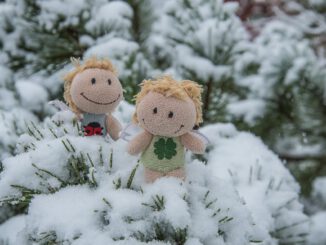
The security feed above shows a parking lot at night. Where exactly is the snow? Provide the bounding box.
[28,186,103,240]
[0,65,13,87]
[149,0,256,125]
[308,212,326,245]
[311,177,326,211]
[0,67,44,160]
[37,66,70,95]
[257,20,304,43]
[15,80,48,112]
[227,99,265,125]
[0,108,38,160]
[202,124,309,244]
[259,41,316,86]
[84,37,141,80]
[37,0,92,30]
[275,138,323,158]
[232,17,325,135]
[85,1,132,37]
[0,215,26,244]
[0,0,324,243]
[0,88,17,109]
[20,161,256,244]
[0,103,309,244]
[0,2,14,15]
[38,0,87,17]
[152,0,249,83]
[309,0,326,7]
[275,2,326,36]
[85,38,139,62]
[176,46,232,82]
[313,177,326,204]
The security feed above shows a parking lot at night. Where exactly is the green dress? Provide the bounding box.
[140,136,185,173]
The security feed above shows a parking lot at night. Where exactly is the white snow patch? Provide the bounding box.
[15,80,48,111]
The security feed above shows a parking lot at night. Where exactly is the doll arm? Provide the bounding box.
[127,130,153,155]
[106,114,122,141]
[180,132,206,154]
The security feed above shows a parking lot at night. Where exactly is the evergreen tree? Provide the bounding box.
[0,0,154,156]
[0,107,308,244]
[277,0,326,55]
[307,176,326,244]
[0,65,45,160]
[0,0,153,103]
[232,10,326,196]
[0,0,325,244]
[150,0,250,122]
[0,0,153,225]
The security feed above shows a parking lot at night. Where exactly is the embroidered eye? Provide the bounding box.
[91,78,96,85]
[168,111,174,118]
[153,107,158,114]
[108,79,112,85]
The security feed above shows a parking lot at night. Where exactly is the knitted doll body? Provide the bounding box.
[63,57,123,140]
[141,136,185,173]
[82,113,107,136]
[127,76,206,182]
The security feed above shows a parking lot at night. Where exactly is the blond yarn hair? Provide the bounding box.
[133,76,203,125]
[63,57,117,115]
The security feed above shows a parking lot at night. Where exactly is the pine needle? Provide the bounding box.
[103,198,113,209]
[32,163,67,185]
[86,153,95,167]
[126,164,139,189]
[99,146,104,166]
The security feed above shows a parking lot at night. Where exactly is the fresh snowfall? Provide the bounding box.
[0,0,326,245]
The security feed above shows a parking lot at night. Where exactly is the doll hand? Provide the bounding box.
[180,132,206,154]
[106,115,122,141]
[127,130,153,155]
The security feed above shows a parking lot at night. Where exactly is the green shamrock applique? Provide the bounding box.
[154,138,177,160]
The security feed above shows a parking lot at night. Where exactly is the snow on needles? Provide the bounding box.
[0,103,308,244]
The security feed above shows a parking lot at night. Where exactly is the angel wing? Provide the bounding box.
[120,123,143,142]
[192,130,211,146]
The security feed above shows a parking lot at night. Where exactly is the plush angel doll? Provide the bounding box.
[127,76,206,182]
[63,57,123,140]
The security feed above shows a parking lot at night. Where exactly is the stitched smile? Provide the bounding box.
[174,124,184,134]
[80,93,120,105]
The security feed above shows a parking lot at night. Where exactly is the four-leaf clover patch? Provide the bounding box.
[154,138,177,160]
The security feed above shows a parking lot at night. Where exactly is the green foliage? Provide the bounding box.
[153,0,249,123]
[142,195,165,211]
[29,230,81,245]
[2,0,90,73]
[126,163,139,189]
[288,160,326,196]
[119,52,152,103]
[112,162,140,190]
[0,119,103,212]
[0,2,325,242]
[127,0,154,44]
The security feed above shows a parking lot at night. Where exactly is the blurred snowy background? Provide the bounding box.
[0,0,325,244]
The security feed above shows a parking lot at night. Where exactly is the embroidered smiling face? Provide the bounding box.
[133,76,203,138]
[70,68,122,114]
[64,57,123,115]
[137,92,196,137]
